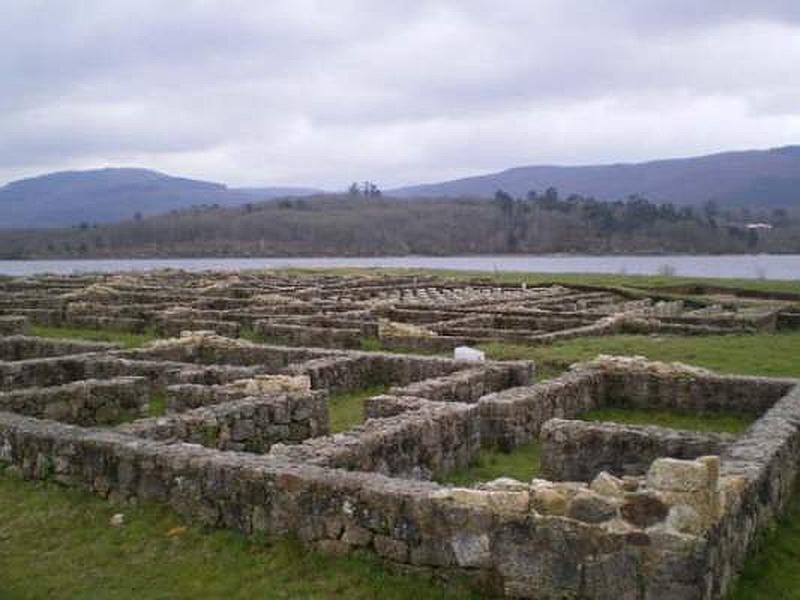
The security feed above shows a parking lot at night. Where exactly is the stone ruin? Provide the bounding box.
[0,271,799,598]
[0,271,793,355]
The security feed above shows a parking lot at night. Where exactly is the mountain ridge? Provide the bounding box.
[388,145,800,208]
[2,145,799,228]
[0,168,321,228]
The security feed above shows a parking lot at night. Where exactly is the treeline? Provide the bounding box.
[0,192,797,259]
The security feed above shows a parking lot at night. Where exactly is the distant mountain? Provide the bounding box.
[389,146,800,208]
[0,168,321,228]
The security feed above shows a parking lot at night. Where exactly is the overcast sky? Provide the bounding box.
[2,1,800,189]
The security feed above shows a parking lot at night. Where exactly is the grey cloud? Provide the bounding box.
[1,1,799,188]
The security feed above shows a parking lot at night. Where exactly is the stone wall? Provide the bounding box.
[594,358,795,415]
[0,354,264,391]
[477,370,604,450]
[286,352,478,393]
[121,334,331,370]
[154,318,241,338]
[0,316,28,336]
[116,390,328,453]
[64,315,151,333]
[270,401,481,481]
[0,408,727,598]
[389,363,533,404]
[254,321,363,349]
[540,418,735,481]
[0,377,149,426]
[706,384,800,597]
[0,335,116,361]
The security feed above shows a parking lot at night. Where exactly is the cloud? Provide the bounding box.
[1,0,799,188]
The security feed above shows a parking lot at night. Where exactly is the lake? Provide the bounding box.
[0,255,798,279]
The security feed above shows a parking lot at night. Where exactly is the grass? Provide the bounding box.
[238,325,266,344]
[328,385,389,434]
[277,267,800,297]
[359,337,383,352]
[0,470,477,600]
[438,441,542,486]
[732,488,800,600]
[480,331,800,378]
[148,390,167,418]
[9,270,800,598]
[579,407,754,434]
[29,324,160,349]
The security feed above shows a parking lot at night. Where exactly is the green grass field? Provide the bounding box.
[328,385,390,433]
[480,331,800,378]
[29,324,159,349]
[3,271,800,598]
[578,407,754,434]
[0,469,477,600]
[439,441,542,486]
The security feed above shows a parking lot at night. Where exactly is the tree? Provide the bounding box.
[703,199,718,222]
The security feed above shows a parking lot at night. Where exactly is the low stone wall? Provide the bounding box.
[540,418,735,481]
[255,321,363,349]
[164,383,236,413]
[477,370,604,450]
[0,409,728,598]
[155,318,241,338]
[287,352,474,393]
[0,308,62,326]
[271,401,481,480]
[0,316,28,336]
[389,363,533,404]
[122,334,332,370]
[378,334,466,354]
[363,394,428,420]
[706,384,800,597]
[595,360,795,415]
[0,377,149,426]
[778,311,800,330]
[0,335,116,361]
[0,354,265,391]
[2,322,799,597]
[116,390,328,453]
[64,315,150,333]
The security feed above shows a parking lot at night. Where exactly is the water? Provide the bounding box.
[0,255,797,280]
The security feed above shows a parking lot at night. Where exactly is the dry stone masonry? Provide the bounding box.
[0,271,799,598]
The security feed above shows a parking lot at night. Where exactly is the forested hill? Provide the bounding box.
[389,145,800,208]
[1,193,797,259]
[0,168,320,228]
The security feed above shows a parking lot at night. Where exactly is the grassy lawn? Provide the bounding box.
[439,441,542,487]
[579,407,754,434]
[278,267,800,297]
[7,271,800,598]
[0,470,477,600]
[480,331,800,378]
[328,385,389,433]
[29,324,160,349]
[148,390,168,417]
[732,489,800,600]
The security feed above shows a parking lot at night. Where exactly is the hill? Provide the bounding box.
[1,194,797,259]
[389,146,800,208]
[0,168,320,228]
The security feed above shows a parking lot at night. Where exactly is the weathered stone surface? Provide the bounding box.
[566,490,618,523]
[541,418,735,482]
[620,492,670,528]
[0,270,798,599]
[590,471,626,499]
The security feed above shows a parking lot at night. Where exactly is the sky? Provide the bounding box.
[2,1,800,189]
